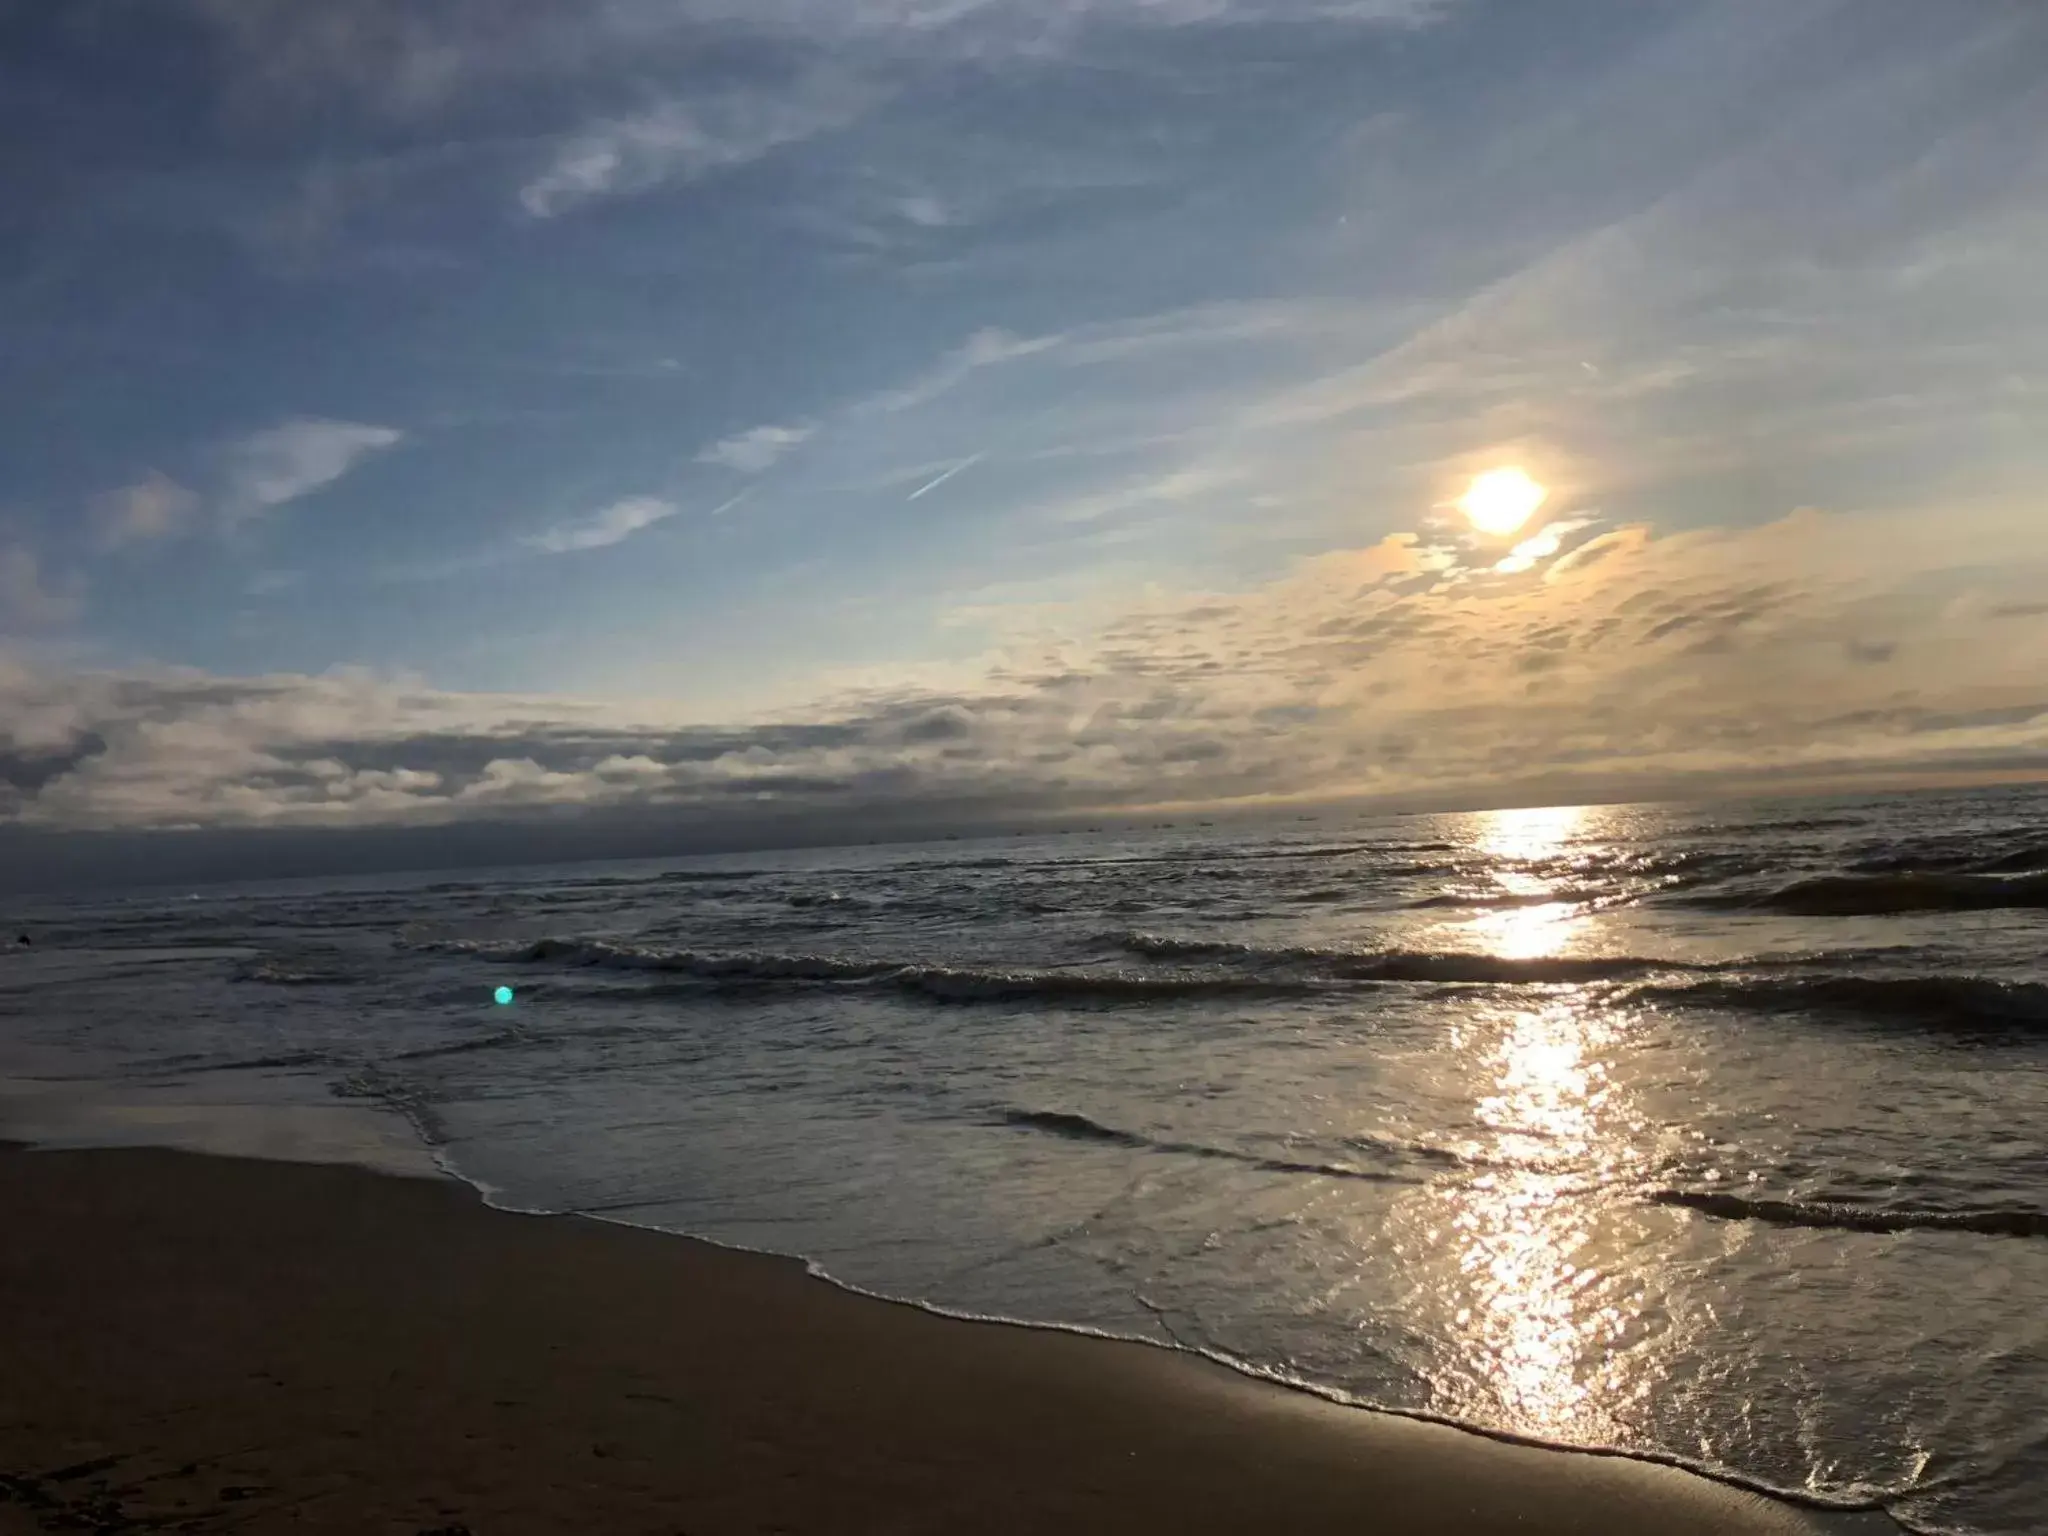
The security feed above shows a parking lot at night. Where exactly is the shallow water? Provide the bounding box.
[6,787,2048,1533]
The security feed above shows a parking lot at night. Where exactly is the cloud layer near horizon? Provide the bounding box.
[8,503,2046,836]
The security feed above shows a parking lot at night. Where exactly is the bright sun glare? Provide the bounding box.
[1460,467,1548,537]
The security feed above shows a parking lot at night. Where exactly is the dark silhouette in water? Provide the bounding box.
[15,934,27,946]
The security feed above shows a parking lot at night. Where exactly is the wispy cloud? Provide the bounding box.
[383,491,747,582]
[519,76,872,218]
[864,327,1064,415]
[676,0,1454,57]
[522,496,681,554]
[221,419,403,526]
[80,425,399,563]
[894,193,954,228]
[186,0,1453,116]
[696,424,814,474]
[90,472,202,551]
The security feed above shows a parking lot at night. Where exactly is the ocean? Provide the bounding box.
[6,786,2048,1535]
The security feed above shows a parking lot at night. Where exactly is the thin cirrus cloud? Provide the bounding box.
[862,328,1064,416]
[522,496,683,554]
[182,0,1450,117]
[80,422,397,566]
[695,424,815,474]
[659,0,1455,58]
[219,418,404,527]
[519,76,874,218]
[506,1,1445,220]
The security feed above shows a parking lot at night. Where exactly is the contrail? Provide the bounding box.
[906,453,983,502]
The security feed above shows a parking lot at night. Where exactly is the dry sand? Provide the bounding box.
[0,1146,1900,1534]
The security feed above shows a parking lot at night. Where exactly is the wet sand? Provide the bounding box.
[0,1145,1899,1534]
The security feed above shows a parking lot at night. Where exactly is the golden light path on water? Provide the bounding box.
[1466,804,1596,961]
[1384,805,1688,1446]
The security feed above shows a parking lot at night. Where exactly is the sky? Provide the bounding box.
[4,0,2048,882]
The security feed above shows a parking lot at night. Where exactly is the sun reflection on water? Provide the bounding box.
[1457,804,1605,959]
[1476,803,1590,865]
[1390,989,1679,1446]
[1465,901,1590,961]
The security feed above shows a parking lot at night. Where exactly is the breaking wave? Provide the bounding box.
[451,937,898,981]
[999,1109,1415,1183]
[1102,931,1703,984]
[1973,844,2048,875]
[1334,952,1696,983]
[1729,871,2048,916]
[901,969,1314,1004]
[1633,974,2048,1029]
[151,1049,332,1076]
[426,937,1322,1003]
[425,934,1721,1003]
[1404,889,1606,910]
[1650,1188,2048,1240]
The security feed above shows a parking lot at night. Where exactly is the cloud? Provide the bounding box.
[519,76,871,217]
[9,504,2048,843]
[182,0,523,116]
[864,327,1064,414]
[221,419,404,526]
[384,490,746,582]
[522,496,681,554]
[656,0,1447,36]
[20,1,2045,864]
[82,422,399,554]
[696,424,815,474]
[0,549,82,632]
[91,473,202,551]
[894,194,953,228]
[186,0,1452,118]
[0,731,107,798]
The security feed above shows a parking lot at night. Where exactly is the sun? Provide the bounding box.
[1460,468,1548,537]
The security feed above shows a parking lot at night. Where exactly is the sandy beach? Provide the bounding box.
[0,1145,1897,1535]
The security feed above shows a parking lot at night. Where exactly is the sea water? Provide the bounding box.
[7,787,2048,1534]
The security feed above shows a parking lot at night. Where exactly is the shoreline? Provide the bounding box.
[573,1200,1900,1521]
[0,1081,1911,1523]
[0,1142,1903,1535]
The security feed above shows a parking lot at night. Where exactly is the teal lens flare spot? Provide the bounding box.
[494,985,515,1006]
